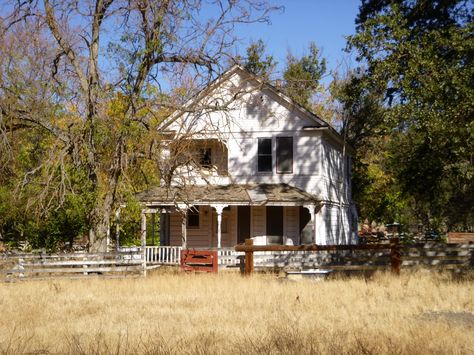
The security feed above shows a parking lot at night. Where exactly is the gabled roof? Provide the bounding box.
[158,64,354,154]
[159,64,329,129]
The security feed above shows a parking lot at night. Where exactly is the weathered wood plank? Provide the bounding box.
[236,243,392,252]
[401,259,468,266]
[17,260,143,267]
[402,251,471,257]
[400,263,466,270]
[402,243,474,251]
[0,252,142,260]
[5,265,143,274]
[3,274,144,282]
[402,255,469,262]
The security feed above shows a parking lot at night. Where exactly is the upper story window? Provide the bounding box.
[187,206,200,228]
[276,137,293,174]
[200,148,212,168]
[257,138,272,172]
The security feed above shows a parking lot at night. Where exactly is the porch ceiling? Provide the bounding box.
[136,183,319,206]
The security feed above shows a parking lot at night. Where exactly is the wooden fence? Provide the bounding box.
[0,251,144,281]
[235,239,474,275]
[2,241,471,280]
[401,242,474,269]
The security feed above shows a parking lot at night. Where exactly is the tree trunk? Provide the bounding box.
[87,171,120,252]
[88,184,117,253]
[88,205,110,252]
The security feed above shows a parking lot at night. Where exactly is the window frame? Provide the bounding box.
[187,206,200,229]
[257,137,273,173]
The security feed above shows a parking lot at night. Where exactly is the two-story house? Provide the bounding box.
[136,65,358,250]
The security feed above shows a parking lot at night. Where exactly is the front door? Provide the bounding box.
[237,206,251,244]
[266,206,283,236]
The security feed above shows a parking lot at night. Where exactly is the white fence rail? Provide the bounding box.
[217,248,242,266]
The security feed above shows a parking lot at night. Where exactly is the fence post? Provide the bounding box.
[244,239,254,276]
[390,237,401,275]
[18,258,25,278]
[141,211,147,277]
[83,256,89,275]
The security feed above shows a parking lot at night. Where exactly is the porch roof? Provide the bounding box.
[136,183,319,207]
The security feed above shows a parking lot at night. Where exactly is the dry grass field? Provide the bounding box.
[1,270,473,354]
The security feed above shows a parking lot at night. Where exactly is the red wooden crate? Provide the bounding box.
[180,249,218,273]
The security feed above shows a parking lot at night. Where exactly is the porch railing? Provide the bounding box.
[146,246,182,265]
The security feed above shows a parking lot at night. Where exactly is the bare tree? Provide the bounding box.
[0,0,279,251]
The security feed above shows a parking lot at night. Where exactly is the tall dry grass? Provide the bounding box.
[1,270,473,354]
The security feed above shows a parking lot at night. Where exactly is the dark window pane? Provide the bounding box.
[258,138,272,172]
[276,137,293,173]
[258,155,272,172]
[187,206,200,228]
[258,138,272,154]
[266,206,283,237]
[200,148,212,168]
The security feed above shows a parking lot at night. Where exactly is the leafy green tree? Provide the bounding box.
[331,72,399,223]
[283,42,327,109]
[347,0,474,229]
[242,40,276,78]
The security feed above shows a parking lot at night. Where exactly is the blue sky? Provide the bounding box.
[234,1,361,84]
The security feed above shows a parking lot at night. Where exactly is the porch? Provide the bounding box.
[135,183,324,249]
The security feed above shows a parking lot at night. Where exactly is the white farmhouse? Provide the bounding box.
[136,65,358,249]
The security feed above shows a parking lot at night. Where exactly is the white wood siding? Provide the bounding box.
[318,204,353,245]
[251,206,266,237]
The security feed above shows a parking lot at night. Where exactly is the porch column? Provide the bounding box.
[140,210,147,276]
[304,204,316,244]
[316,204,325,245]
[211,204,228,249]
[178,204,187,248]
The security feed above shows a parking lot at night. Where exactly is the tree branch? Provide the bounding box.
[43,0,89,94]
